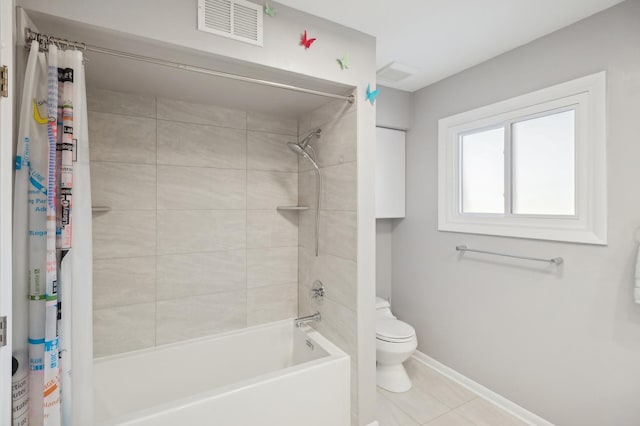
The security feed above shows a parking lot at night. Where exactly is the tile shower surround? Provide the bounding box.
[88,89,300,357]
[296,97,358,424]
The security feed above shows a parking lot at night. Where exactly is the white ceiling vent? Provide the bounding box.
[198,0,263,46]
[377,62,419,84]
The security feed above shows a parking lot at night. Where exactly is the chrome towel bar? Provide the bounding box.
[456,245,564,265]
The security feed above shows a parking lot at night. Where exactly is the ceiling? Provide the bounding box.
[276,0,624,91]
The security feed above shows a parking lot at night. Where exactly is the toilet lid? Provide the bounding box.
[376,318,415,341]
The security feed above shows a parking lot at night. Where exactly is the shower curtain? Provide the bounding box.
[13,39,92,426]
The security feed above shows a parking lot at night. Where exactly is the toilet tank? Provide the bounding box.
[375,297,395,319]
[376,297,390,310]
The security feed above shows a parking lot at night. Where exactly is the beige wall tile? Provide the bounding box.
[299,210,357,261]
[247,210,298,248]
[156,120,246,169]
[157,165,246,210]
[350,360,360,426]
[247,247,298,287]
[247,112,298,136]
[298,97,356,136]
[91,162,156,210]
[92,210,156,259]
[314,111,357,169]
[157,210,246,254]
[89,112,157,164]
[156,250,246,300]
[93,303,156,357]
[247,283,298,326]
[318,210,357,261]
[157,97,246,129]
[93,257,156,310]
[156,291,246,345]
[247,131,298,172]
[299,247,356,310]
[247,171,297,209]
[87,88,156,118]
[298,112,357,171]
[297,209,315,251]
[322,161,357,211]
[298,170,318,210]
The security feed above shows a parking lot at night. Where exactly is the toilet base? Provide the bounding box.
[376,362,412,393]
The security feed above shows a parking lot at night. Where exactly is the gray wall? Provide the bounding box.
[89,89,300,357]
[376,86,413,131]
[376,87,411,301]
[392,2,640,425]
[376,220,393,300]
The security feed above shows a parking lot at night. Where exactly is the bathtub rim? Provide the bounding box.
[94,319,346,364]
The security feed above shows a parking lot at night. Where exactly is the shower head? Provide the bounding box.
[287,142,320,172]
[288,128,322,172]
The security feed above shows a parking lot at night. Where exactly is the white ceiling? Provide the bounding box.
[276,0,624,92]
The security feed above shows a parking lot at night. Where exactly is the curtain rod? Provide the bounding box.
[25,28,355,104]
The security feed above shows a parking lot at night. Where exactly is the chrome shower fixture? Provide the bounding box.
[299,128,321,149]
[287,128,322,256]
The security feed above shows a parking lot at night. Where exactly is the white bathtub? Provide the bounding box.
[93,320,350,426]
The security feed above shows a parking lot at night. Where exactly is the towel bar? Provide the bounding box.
[456,245,563,265]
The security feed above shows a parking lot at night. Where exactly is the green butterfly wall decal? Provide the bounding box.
[264,2,277,17]
[338,54,350,70]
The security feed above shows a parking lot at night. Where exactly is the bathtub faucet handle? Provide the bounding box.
[310,280,325,301]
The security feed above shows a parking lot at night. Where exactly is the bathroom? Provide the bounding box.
[0,1,639,425]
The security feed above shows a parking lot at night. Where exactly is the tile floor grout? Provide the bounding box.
[376,357,528,426]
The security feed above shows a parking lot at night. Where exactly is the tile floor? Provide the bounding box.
[377,358,528,426]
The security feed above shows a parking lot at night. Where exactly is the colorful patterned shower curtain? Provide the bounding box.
[13,39,89,426]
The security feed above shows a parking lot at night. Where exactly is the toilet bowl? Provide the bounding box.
[375,297,417,392]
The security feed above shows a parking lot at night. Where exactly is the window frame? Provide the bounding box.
[438,72,607,245]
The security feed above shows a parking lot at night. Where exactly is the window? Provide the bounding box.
[438,72,606,244]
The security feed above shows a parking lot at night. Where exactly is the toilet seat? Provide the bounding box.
[376,318,416,343]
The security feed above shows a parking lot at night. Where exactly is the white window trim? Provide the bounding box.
[438,72,607,245]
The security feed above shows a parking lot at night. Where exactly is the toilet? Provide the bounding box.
[375,297,418,393]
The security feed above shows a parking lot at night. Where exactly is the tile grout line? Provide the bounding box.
[154,95,159,348]
[245,114,249,328]
[418,400,478,426]
[297,114,302,318]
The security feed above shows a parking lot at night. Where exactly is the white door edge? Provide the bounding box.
[0,1,15,425]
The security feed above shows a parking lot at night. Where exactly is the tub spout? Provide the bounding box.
[295,312,321,328]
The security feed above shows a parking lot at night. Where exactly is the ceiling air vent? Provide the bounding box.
[377,62,419,84]
[198,0,263,46]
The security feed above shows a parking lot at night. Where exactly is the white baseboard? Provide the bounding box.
[412,351,554,426]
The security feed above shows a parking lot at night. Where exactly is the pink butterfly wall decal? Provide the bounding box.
[300,30,317,49]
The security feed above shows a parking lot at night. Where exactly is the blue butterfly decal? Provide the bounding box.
[366,84,380,104]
